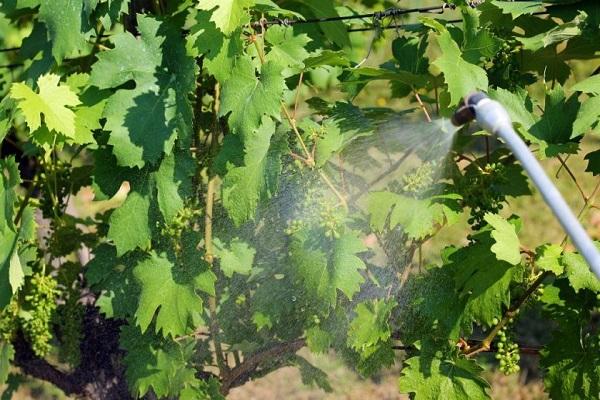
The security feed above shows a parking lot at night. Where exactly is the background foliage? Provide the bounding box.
[0,0,600,399]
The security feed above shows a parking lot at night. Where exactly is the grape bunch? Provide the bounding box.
[319,202,344,239]
[486,39,533,90]
[495,323,521,375]
[460,162,508,229]
[21,273,60,357]
[401,162,435,195]
[0,299,19,342]
[160,204,202,253]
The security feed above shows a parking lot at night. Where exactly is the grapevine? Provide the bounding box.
[0,1,598,399]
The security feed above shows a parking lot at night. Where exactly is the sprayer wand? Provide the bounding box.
[452,92,600,278]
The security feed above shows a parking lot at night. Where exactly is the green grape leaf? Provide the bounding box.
[368,192,461,240]
[572,74,600,95]
[155,150,194,224]
[204,32,244,83]
[0,157,20,233]
[518,12,584,52]
[189,9,224,60]
[91,15,194,167]
[219,57,285,139]
[265,25,311,74]
[541,315,600,399]
[10,73,81,138]
[347,299,396,353]
[121,326,209,398]
[461,7,502,64]
[483,213,521,265]
[530,84,580,143]
[432,27,488,105]
[299,0,350,48]
[85,244,140,318]
[291,229,366,307]
[535,244,564,275]
[584,149,600,175]
[107,174,152,256]
[198,0,255,35]
[39,0,91,61]
[305,326,332,354]
[573,95,600,137]
[222,118,287,225]
[0,341,14,385]
[0,230,19,309]
[446,233,520,326]
[490,0,542,18]
[213,237,255,277]
[489,88,538,130]
[133,252,215,337]
[293,355,333,392]
[304,50,350,69]
[562,250,600,293]
[400,354,491,399]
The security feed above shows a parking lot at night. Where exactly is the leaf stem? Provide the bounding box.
[281,103,348,209]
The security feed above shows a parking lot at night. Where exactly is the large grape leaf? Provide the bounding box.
[133,252,215,337]
[120,326,210,398]
[198,0,255,35]
[107,172,152,256]
[518,12,584,52]
[85,244,140,318]
[10,73,80,138]
[39,0,91,61]
[154,150,194,224]
[483,213,521,265]
[219,57,285,139]
[431,24,488,105]
[400,354,491,399]
[445,232,520,326]
[530,84,580,143]
[461,7,502,64]
[541,310,600,399]
[572,74,600,95]
[491,0,543,18]
[291,229,366,307]
[221,117,287,225]
[347,299,396,376]
[265,25,311,75]
[573,96,600,137]
[90,15,195,167]
[213,238,255,278]
[561,250,600,293]
[368,192,461,240]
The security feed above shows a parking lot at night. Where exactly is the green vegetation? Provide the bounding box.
[0,1,599,399]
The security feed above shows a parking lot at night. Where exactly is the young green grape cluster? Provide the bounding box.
[319,202,344,238]
[495,324,521,375]
[486,39,533,90]
[461,162,508,229]
[401,162,435,195]
[21,273,60,357]
[284,219,305,236]
[532,283,545,301]
[160,204,202,253]
[0,299,19,342]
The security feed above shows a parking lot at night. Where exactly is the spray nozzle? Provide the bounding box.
[451,92,490,127]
